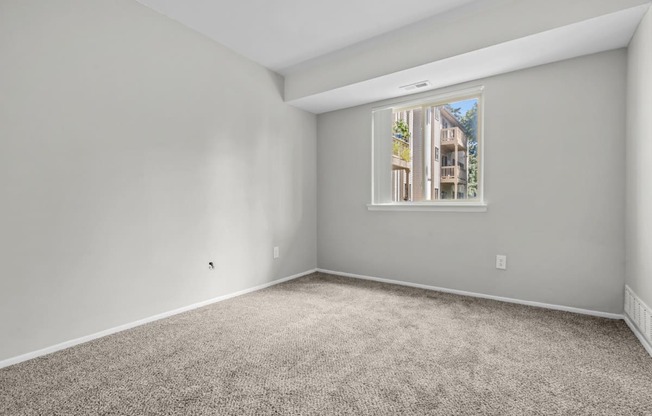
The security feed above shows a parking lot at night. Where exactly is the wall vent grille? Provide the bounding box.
[625,286,652,347]
[399,80,431,91]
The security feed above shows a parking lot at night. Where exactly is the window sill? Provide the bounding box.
[367,202,487,212]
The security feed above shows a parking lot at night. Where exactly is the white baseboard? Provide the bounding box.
[316,268,624,320]
[624,285,652,357]
[0,269,316,370]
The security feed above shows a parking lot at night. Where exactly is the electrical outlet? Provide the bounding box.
[496,255,507,270]
[273,246,279,259]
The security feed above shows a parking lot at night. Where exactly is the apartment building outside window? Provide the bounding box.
[370,87,485,212]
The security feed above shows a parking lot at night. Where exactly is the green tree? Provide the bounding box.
[392,119,411,162]
[459,103,478,197]
[392,119,411,141]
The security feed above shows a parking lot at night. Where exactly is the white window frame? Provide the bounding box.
[368,86,487,212]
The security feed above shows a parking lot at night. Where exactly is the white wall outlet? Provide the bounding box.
[273,246,279,259]
[496,255,507,270]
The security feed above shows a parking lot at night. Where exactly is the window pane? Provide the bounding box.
[391,97,479,202]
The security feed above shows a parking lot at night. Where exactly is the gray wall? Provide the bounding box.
[626,8,652,307]
[0,0,316,361]
[317,50,626,314]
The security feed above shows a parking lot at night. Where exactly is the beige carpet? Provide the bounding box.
[1,273,651,415]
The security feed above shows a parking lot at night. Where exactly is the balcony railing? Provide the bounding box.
[441,166,467,182]
[392,137,411,170]
[441,127,467,149]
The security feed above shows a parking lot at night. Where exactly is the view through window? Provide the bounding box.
[391,97,479,202]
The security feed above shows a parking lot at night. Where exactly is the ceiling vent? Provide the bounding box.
[400,80,431,92]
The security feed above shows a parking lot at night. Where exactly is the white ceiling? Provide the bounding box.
[134,0,480,72]
[134,0,650,114]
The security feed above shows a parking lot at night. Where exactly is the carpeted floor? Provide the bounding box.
[1,273,651,415]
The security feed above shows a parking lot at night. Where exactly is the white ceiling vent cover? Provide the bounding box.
[400,80,431,91]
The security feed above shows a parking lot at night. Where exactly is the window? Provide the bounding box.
[370,87,485,211]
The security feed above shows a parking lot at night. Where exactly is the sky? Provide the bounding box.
[449,98,477,115]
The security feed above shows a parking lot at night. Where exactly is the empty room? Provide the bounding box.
[2,0,652,414]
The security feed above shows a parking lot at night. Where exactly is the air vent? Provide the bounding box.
[625,286,652,345]
[400,80,431,92]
